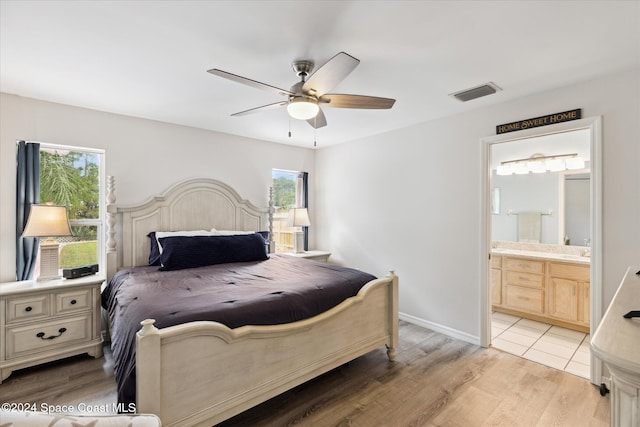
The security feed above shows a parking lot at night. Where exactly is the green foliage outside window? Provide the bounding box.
[272,175,296,210]
[40,150,100,240]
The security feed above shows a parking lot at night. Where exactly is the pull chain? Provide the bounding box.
[314,116,317,147]
[288,114,292,138]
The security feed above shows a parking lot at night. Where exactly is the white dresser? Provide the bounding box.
[0,275,104,383]
[591,266,640,427]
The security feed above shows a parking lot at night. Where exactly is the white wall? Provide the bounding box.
[0,93,315,282]
[316,68,640,342]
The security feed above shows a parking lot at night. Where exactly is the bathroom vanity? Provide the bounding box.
[491,243,590,333]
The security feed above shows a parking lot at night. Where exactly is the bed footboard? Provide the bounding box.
[136,271,398,427]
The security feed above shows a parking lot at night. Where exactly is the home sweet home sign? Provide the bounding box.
[496,109,582,134]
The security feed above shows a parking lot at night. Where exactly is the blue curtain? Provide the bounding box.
[16,141,40,281]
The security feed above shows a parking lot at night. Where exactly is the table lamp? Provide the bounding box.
[286,207,310,253]
[22,203,73,281]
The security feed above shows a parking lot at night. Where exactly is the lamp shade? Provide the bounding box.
[22,204,73,238]
[286,207,311,227]
[287,97,319,120]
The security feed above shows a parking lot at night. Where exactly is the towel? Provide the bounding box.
[518,212,541,243]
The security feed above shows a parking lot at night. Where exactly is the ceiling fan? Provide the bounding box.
[207,52,395,130]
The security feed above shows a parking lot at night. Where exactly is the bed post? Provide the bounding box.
[268,186,276,253]
[386,270,399,362]
[106,175,117,279]
[136,319,162,416]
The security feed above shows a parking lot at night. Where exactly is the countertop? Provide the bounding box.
[491,248,590,264]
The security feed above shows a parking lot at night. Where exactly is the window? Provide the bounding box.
[39,144,105,275]
[271,169,308,253]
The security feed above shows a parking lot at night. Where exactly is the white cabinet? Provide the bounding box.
[0,276,104,383]
[284,250,331,262]
[591,267,640,427]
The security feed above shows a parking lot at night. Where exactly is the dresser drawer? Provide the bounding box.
[6,314,92,359]
[504,257,544,274]
[54,288,92,314]
[504,271,544,288]
[504,285,544,314]
[6,294,50,323]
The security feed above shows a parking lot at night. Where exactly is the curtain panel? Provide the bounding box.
[16,141,40,280]
[301,172,309,251]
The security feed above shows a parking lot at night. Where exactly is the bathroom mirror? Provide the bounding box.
[491,129,591,246]
[561,171,590,246]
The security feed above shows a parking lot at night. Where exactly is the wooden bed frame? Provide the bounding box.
[105,177,399,427]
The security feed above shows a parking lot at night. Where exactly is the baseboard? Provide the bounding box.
[399,312,480,346]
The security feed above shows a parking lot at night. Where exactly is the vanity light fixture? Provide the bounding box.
[496,153,585,175]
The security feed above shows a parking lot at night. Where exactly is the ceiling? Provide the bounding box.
[1,1,639,148]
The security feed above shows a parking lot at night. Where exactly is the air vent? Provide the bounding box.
[450,82,501,102]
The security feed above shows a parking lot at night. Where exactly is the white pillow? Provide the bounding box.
[209,229,255,236]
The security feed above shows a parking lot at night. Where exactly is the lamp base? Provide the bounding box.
[38,241,61,281]
[293,231,306,254]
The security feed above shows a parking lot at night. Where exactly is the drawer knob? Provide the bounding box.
[70,299,77,305]
[25,306,33,312]
[36,328,67,340]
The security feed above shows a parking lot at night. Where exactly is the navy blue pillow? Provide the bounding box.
[158,233,269,271]
[148,232,161,266]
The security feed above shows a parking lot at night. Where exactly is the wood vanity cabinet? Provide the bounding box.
[492,255,590,333]
[490,255,502,306]
[501,257,545,315]
[547,262,590,328]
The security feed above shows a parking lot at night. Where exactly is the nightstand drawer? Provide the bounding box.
[6,314,92,359]
[54,288,91,314]
[6,294,50,323]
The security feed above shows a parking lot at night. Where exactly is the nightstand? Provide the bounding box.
[0,275,104,383]
[285,250,331,262]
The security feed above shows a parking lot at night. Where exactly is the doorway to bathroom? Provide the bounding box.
[480,117,602,385]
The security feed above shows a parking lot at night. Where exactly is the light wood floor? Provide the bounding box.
[0,321,609,426]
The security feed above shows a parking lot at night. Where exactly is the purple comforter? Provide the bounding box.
[101,254,376,405]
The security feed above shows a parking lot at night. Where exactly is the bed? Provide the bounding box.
[104,177,398,427]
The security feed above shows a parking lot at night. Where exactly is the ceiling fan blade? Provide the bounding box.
[207,69,293,97]
[319,94,396,109]
[231,101,288,117]
[307,108,327,129]
[302,52,360,97]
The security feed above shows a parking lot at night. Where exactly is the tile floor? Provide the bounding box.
[491,311,591,379]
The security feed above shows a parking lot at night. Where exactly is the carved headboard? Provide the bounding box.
[106,177,274,278]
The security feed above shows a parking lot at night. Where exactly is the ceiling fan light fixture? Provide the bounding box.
[287,96,319,120]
